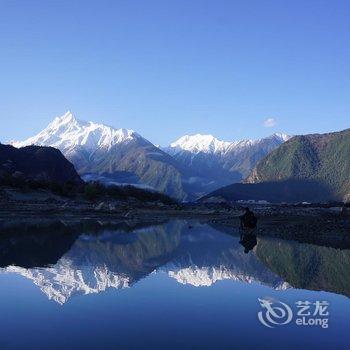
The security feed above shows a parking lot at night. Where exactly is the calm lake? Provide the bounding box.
[0,220,349,349]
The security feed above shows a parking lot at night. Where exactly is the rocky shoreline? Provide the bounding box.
[0,188,349,249]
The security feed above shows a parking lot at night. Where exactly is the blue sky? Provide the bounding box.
[1,0,349,145]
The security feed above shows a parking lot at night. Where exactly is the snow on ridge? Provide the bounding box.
[168,134,231,154]
[165,132,291,155]
[1,250,291,304]
[9,111,291,155]
[3,263,130,305]
[272,132,292,142]
[2,263,289,304]
[167,265,249,287]
[10,111,140,152]
[166,265,290,290]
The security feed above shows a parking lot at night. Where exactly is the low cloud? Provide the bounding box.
[263,118,277,128]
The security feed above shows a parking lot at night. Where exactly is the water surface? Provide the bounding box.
[0,220,349,349]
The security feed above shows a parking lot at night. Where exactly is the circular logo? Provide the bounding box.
[258,298,293,328]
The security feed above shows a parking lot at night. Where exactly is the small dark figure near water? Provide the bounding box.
[239,233,257,254]
[341,206,348,217]
[240,207,257,231]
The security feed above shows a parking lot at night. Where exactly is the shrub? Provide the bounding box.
[84,182,105,200]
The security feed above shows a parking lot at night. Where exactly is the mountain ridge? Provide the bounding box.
[205,128,350,203]
[164,132,290,155]
[11,112,190,199]
[162,132,291,187]
[10,111,291,200]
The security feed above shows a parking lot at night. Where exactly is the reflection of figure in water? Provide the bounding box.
[341,206,348,217]
[239,233,257,254]
[239,207,257,234]
[239,207,258,253]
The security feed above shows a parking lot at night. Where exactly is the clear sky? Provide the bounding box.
[1,0,350,145]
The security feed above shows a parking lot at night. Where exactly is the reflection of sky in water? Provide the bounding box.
[0,220,349,349]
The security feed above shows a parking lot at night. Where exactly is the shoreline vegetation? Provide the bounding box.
[1,184,349,250]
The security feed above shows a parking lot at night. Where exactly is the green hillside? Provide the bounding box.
[203,129,350,203]
[247,129,350,201]
[256,237,350,297]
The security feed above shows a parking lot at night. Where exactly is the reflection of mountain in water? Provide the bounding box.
[256,237,350,298]
[1,221,349,303]
[163,225,284,288]
[3,223,182,304]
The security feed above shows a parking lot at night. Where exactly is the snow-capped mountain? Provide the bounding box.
[10,111,291,199]
[165,133,290,156]
[11,112,190,200]
[162,133,291,189]
[166,134,232,155]
[12,111,141,153]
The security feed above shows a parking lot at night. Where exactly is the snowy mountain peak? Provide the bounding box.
[165,132,291,155]
[169,134,231,154]
[271,132,291,142]
[46,111,83,131]
[54,110,76,123]
[11,111,140,153]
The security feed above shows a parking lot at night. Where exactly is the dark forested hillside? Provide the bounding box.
[0,144,82,184]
